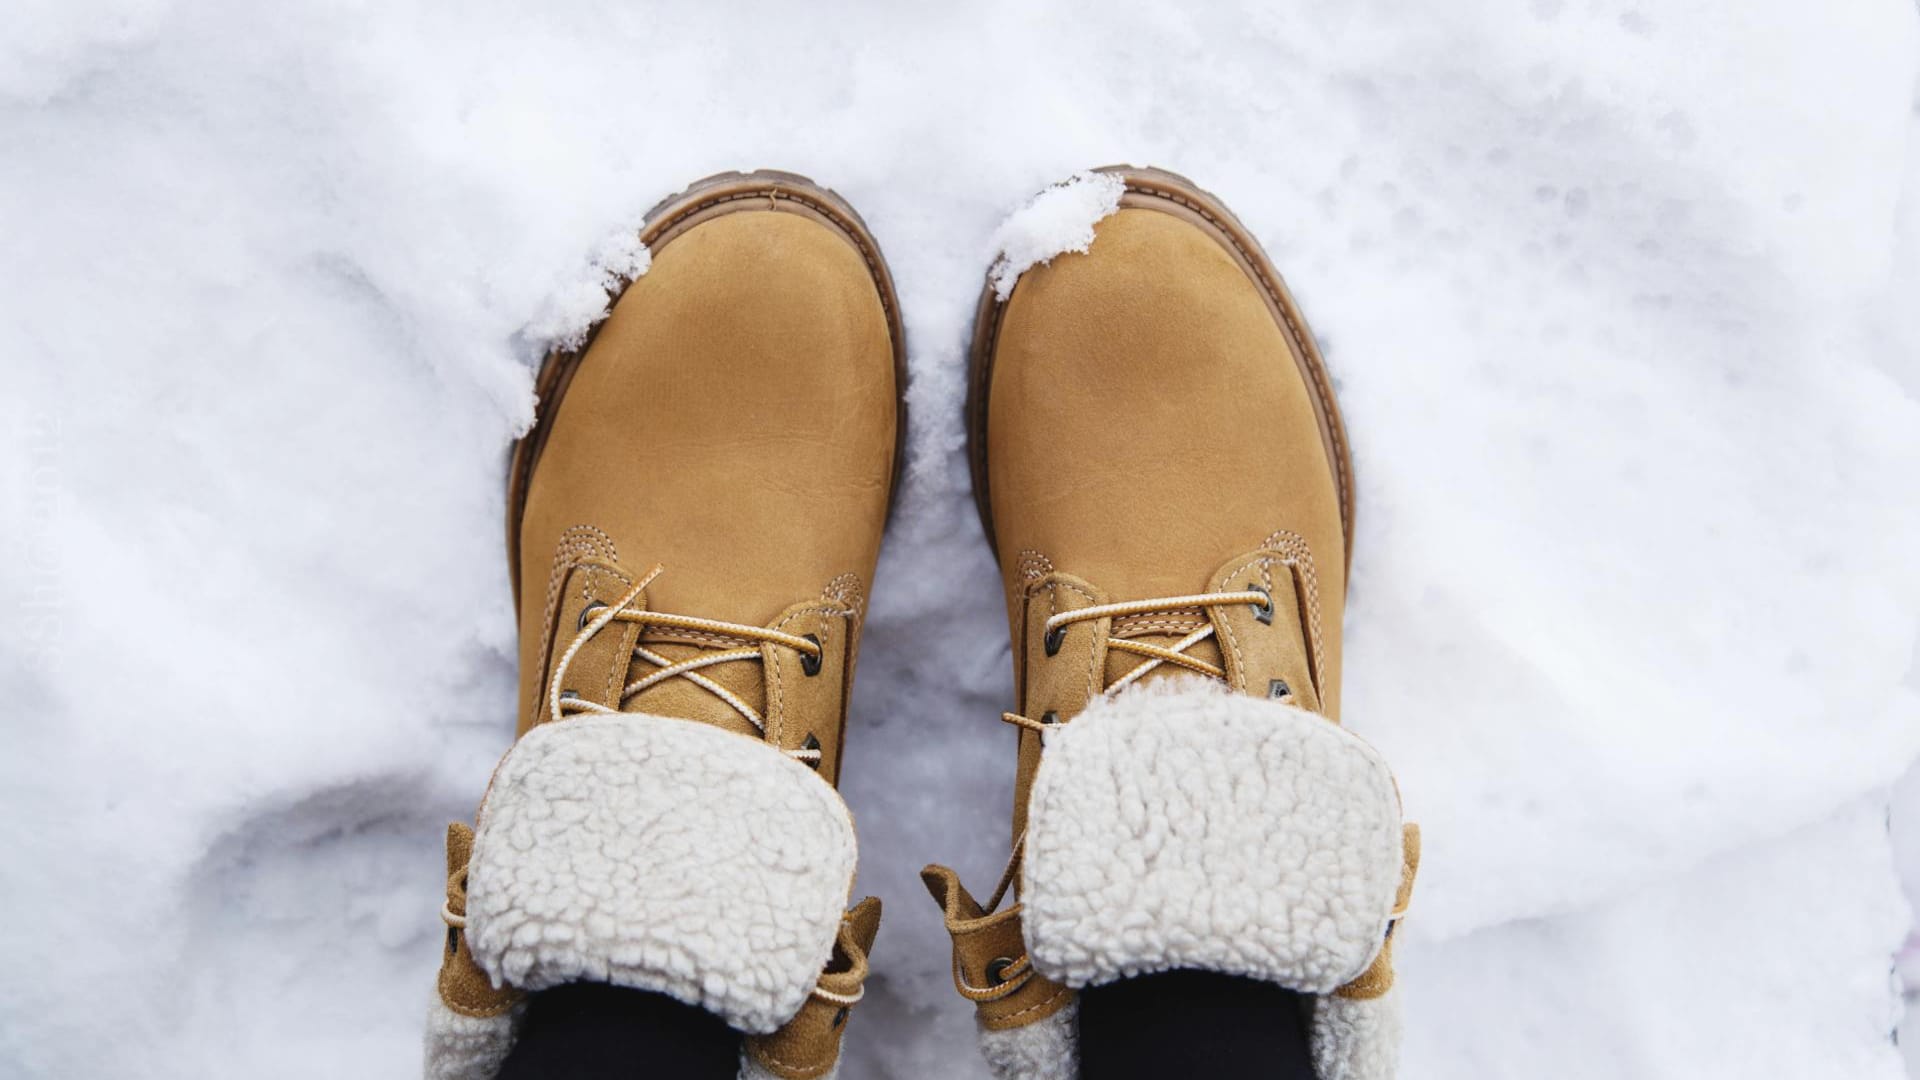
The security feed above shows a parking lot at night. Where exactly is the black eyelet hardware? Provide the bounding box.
[1043,625,1066,656]
[800,634,824,676]
[1247,583,1274,625]
[577,600,607,630]
[802,733,822,769]
[445,927,459,957]
[831,1006,849,1029]
[1040,710,1060,725]
[1268,679,1291,701]
[558,689,581,702]
[986,956,1017,986]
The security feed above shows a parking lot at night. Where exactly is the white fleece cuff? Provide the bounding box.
[1022,682,1405,992]
[463,714,858,1034]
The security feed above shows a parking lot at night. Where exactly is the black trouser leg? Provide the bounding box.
[492,972,1317,1080]
[493,984,741,1080]
[1078,970,1318,1080]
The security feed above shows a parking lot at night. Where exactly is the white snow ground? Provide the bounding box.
[3,2,1918,1078]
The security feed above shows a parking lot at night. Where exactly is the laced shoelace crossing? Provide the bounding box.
[1000,587,1272,733]
[547,564,827,765]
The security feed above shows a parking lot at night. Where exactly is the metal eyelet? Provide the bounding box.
[445,928,459,957]
[1043,625,1066,656]
[800,634,824,676]
[831,1007,849,1029]
[1267,679,1291,701]
[577,600,608,630]
[1247,583,1274,625]
[558,689,581,702]
[986,957,1017,986]
[1040,710,1060,725]
[802,733,822,769]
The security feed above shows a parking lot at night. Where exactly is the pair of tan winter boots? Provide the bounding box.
[426,169,1418,1080]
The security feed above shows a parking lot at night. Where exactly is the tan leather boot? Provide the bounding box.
[925,168,1418,1080]
[426,171,903,1080]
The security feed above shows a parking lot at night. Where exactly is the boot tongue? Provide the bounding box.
[1102,611,1226,690]
[622,636,769,739]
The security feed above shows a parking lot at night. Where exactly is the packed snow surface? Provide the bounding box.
[3,2,1918,1078]
[987,171,1124,300]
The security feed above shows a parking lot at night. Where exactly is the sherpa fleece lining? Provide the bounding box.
[1022,683,1404,993]
[464,714,858,1035]
[976,1001,1078,1080]
[1313,988,1403,1080]
[422,989,521,1080]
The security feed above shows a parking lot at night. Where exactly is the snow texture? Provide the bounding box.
[2,3,1918,1079]
[522,229,651,355]
[1022,684,1404,992]
[986,171,1124,300]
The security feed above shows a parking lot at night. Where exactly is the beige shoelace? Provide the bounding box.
[547,564,826,765]
[1000,587,1271,733]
